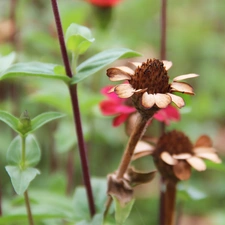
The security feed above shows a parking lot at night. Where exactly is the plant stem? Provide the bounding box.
[21,136,34,225]
[159,0,168,224]
[104,114,149,216]
[161,180,176,225]
[51,0,96,217]
[160,0,167,61]
[24,190,34,225]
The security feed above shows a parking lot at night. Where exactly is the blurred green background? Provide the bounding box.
[0,0,224,224]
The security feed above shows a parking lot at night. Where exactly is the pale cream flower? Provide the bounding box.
[107,59,198,115]
[132,131,221,181]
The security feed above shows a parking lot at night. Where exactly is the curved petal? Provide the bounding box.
[114,84,135,98]
[173,73,199,82]
[113,113,130,127]
[173,153,192,159]
[194,135,212,147]
[161,151,177,165]
[107,66,134,81]
[142,92,155,108]
[162,60,173,71]
[173,161,191,180]
[195,152,221,163]
[171,82,195,95]
[193,147,216,154]
[129,62,142,68]
[186,156,206,171]
[133,141,154,161]
[154,94,171,108]
[167,93,185,108]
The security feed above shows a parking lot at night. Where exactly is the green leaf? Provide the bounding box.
[31,112,65,133]
[7,135,41,167]
[76,214,104,225]
[5,165,40,195]
[205,160,225,172]
[71,48,141,84]
[65,23,95,54]
[112,196,135,225]
[0,62,71,83]
[0,52,16,73]
[0,110,19,133]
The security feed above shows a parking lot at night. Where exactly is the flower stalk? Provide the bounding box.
[51,0,96,217]
[24,190,34,225]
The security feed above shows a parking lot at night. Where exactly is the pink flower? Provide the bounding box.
[87,0,121,7]
[100,86,180,126]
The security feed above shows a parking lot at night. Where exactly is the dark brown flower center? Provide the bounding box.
[155,130,193,156]
[129,59,170,94]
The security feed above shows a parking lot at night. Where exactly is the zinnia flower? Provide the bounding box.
[133,130,222,182]
[107,59,198,118]
[87,0,121,7]
[100,85,180,126]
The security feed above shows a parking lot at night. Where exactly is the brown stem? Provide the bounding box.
[104,114,149,216]
[161,179,177,225]
[24,190,34,225]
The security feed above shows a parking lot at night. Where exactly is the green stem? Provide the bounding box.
[24,190,34,225]
[21,135,34,225]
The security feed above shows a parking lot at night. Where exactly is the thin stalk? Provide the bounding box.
[104,114,149,216]
[51,0,96,217]
[21,135,34,225]
[24,190,34,225]
[163,180,176,225]
[159,0,168,224]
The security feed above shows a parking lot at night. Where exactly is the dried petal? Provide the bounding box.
[114,84,135,98]
[126,167,156,186]
[186,156,206,171]
[154,94,172,108]
[195,135,212,147]
[132,141,154,161]
[167,93,185,108]
[142,92,155,108]
[194,147,216,154]
[107,67,134,81]
[170,82,195,95]
[195,152,221,163]
[161,151,178,165]
[162,60,173,70]
[129,62,142,68]
[173,161,191,180]
[173,73,199,82]
[173,153,192,159]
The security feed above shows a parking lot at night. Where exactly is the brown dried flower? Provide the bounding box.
[107,59,198,118]
[136,130,222,182]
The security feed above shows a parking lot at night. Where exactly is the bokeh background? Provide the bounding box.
[0,0,224,224]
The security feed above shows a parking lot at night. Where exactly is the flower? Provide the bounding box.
[107,59,198,118]
[100,85,180,126]
[87,0,121,7]
[133,130,222,182]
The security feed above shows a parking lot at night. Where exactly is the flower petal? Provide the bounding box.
[194,147,216,154]
[173,161,191,180]
[133,141,154,161]
[162,60,173,71]
[173,73,199,82]
[161,151,177,165]
[195,135,212,147]
[170,82,195,95]
[195,152,221,163]
[186,156,206,171]
[167,93,185,108]
[113,114,130,127]
[154,94,171,108]
[107,67,134,81]
[129,62,142,68]
[114,84,135,98]
[173,153,192,159]
[142,92,155,108]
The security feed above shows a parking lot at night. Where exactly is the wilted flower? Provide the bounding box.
[133,130,222,182]
[107,59,198,119]
[100,85,180,126]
